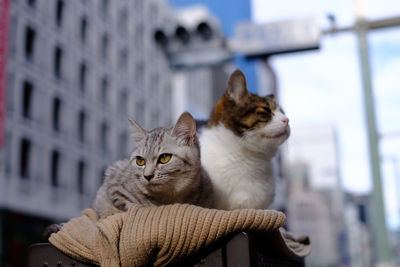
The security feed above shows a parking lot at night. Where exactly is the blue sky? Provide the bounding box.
[251,0,400,229]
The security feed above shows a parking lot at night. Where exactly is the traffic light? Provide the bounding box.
[153,20,232,69]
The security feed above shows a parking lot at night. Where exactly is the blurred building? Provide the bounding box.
[285,125,345,266]
[344,194,372,267]
[287,162,340,266]
[0,0,176,265]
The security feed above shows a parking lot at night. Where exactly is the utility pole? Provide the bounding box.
[355,0,392,265]
[323,0,400,265]
[325,1,400,265]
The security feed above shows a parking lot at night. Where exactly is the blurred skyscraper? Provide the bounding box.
[285,125,346,266]
[344,194,372,267]
[0,0,176,265]
[286,162,340,266]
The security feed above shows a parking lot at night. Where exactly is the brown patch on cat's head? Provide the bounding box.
[208,69,277,136]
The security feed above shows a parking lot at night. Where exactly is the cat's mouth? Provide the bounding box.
[263,129,289,139]
[147,182,163,187]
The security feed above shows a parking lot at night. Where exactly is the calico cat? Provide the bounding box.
[92,112,215,218]
[199,69,290,210]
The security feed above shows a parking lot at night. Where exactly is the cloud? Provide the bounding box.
[252,0,355,28]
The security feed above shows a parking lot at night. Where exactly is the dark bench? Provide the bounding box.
[29,232,305,267]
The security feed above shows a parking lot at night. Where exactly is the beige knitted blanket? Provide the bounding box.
[49,204,310,266]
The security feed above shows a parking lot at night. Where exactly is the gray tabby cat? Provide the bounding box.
[92,112,215,218]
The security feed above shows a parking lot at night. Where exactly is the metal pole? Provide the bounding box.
[355,3,392,264]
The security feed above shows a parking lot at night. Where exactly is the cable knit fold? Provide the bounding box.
[49,204,308,267]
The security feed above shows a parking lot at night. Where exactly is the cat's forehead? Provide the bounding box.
[134,127,170,151]
[243,94,277,109]
[136,126,189,155]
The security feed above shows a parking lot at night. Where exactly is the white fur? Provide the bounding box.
[199,110,289,210]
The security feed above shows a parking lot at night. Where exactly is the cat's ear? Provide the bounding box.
[128,118,147,143]
[266,94,275,99]
[226,69,248,103]
[172,112,197,145]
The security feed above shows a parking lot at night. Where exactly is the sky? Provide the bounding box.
[251,0,400,229]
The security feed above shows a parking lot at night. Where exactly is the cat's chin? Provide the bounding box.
[146,182,165,188]
[260,126,290,141]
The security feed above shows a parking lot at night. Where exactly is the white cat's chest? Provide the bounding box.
[199,126,275,210]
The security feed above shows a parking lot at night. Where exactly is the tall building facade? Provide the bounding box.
[284,125,346,266]
[286,162,341,266]
[0,0,176,265]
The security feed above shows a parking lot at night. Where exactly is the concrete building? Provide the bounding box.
[287,162,340,267]
[284,125,345,266]
[0,0,176,265]
[344,194,372,267]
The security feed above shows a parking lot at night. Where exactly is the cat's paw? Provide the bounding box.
[42,223,65,240]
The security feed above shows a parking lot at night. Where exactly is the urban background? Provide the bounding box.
[0,0,399,266]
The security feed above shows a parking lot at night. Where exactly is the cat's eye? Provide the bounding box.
[256,106,269,115]
[136,157,146,166]
[158,153,172,164]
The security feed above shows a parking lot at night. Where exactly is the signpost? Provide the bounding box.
[155,17,321,69]
[229,17,321,58]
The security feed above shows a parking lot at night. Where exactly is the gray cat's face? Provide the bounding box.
[129,112,201,195]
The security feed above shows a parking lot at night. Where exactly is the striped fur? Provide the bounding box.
[93,112,214,218]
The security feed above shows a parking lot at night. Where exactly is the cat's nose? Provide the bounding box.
[144,174,154,181]
[282,117,289,125]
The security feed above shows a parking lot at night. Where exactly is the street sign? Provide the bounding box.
[229,17,321,58]
[170,46,233,69]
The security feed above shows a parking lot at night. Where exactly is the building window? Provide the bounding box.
[119,48,128,70]
[101,0,109,18]
[78,110,86,143]
[19,138,31,179]
[118,89,127,115]
[54,46,63,79]
[27,0,36,7]
[9,16,17,58]
[55,0,64,27]
[7,72,15,113]
[100,121,108,152]
[51,150,60,187]
[52,97,61,132]
[24,26,35,61]
[100,33,108,62]
[5,131,12,175]
[100,76,108,105]
[135,99,145,124]
[22,80,33,119]
[80,16,87,44]
[118,132,128,157]
[118,9,128,34]
[79,62,87,92]
[77,160,85,194]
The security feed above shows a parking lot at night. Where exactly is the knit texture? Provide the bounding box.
[49,204,298,266]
